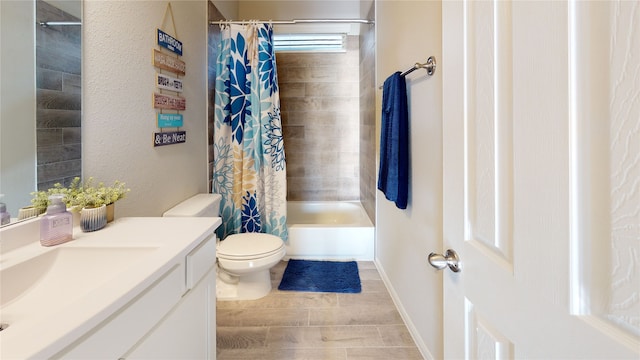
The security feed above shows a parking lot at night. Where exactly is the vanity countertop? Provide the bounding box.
[0,216,221,359]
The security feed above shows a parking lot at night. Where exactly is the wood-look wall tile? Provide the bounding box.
[37,89,81,110]
[62,73,81,94]
[63,127,81,144]
[37,144,81,165]
[37,159,81,183]
[37,69,63,91]
[37,129,63,147]
[37,109,81,128]
[304,82,358,97]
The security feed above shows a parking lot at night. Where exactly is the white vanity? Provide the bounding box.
[0,216,220,359]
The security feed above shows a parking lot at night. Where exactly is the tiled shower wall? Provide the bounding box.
[207,15,376,214]
[35,0,81,190]
[359,9,376,223]
[278,37,361,201]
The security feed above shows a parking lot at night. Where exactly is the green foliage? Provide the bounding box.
[30,180,76,211]
[31,177,130,211]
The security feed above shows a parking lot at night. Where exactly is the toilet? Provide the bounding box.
[163,193,286,301]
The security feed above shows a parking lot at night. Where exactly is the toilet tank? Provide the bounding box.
[162,193,222,217]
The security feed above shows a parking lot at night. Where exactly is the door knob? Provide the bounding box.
[428,249,461,272]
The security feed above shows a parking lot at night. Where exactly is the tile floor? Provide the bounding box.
[216,261,424,360]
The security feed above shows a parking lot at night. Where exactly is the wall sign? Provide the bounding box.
[154,130,186,147]
[152,3,186,147]
[153,92,186,110]
[157,29,183,56]
[157,113,184,128]
[153,49,186,76]
[156,73,183,92]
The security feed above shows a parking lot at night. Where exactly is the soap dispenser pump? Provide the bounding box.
[0,194,10,226]
[40,194,73,246]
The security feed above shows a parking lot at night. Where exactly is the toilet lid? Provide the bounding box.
[217,233,284,259]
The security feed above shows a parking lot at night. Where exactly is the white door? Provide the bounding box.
[441,0,639,358]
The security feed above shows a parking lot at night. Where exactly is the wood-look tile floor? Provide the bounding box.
[216,261,424,360]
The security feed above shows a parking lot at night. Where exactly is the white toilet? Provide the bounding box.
[163,193,286,301]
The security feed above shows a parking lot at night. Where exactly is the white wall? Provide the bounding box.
[83,0,209,217]
[212,0,238,20]
[237,0,361,34]
[375,1,443,358]
[0,0,37,217]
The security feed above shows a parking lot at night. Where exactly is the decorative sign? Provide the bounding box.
[156,73,183,92]
[157,113,183,128]
[154,131,186,147]
[153,49,185,75]
[157,29,183,56]
[153,92,186,110]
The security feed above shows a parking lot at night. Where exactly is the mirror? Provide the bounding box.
[0,0,81,226]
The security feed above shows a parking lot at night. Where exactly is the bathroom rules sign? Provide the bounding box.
[153,131,186,147]
[157,29,183,56]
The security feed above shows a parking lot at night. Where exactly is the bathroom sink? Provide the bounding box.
[1,246,158,310]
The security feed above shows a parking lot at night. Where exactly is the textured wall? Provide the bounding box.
[35,0,82,190]
[278,36,360,201]
[83,0,208,217]
[207,2,225,192]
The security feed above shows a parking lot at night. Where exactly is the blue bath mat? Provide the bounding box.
[278,259,361,293]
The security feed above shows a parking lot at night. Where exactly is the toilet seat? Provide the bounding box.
[217,233,284,260]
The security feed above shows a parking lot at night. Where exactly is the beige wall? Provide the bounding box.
[375,1,443,358]
[83,0,209,217]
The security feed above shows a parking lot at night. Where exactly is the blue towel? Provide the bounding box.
[378,72,409,209]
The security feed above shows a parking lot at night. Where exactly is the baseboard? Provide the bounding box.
[373,258,434,360]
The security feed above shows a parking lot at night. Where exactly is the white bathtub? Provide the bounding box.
[285,201,374,261]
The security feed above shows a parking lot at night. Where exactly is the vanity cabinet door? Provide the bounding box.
[125,268,216,360]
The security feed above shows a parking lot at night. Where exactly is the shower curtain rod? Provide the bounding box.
[38,21,81,27]
[210,19,374,25]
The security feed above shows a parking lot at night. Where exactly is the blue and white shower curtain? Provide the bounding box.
[213,23,288,241]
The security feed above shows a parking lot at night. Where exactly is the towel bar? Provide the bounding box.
[378,56,436,89]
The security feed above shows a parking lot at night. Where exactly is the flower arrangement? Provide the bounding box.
[30,177,81,212]
[69,177,130,209]
[30,177,130,212]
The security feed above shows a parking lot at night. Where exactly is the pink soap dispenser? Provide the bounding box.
[40,194,73,246]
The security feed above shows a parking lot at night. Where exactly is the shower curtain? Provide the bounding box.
[213,23,288,241]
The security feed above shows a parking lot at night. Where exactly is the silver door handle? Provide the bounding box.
[428,249,461,272]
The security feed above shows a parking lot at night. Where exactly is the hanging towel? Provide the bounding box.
[378,72,409,209]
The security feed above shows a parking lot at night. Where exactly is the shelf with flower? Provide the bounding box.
[68,178,130,227]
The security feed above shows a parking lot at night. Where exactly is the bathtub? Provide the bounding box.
[285,201,374,261]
